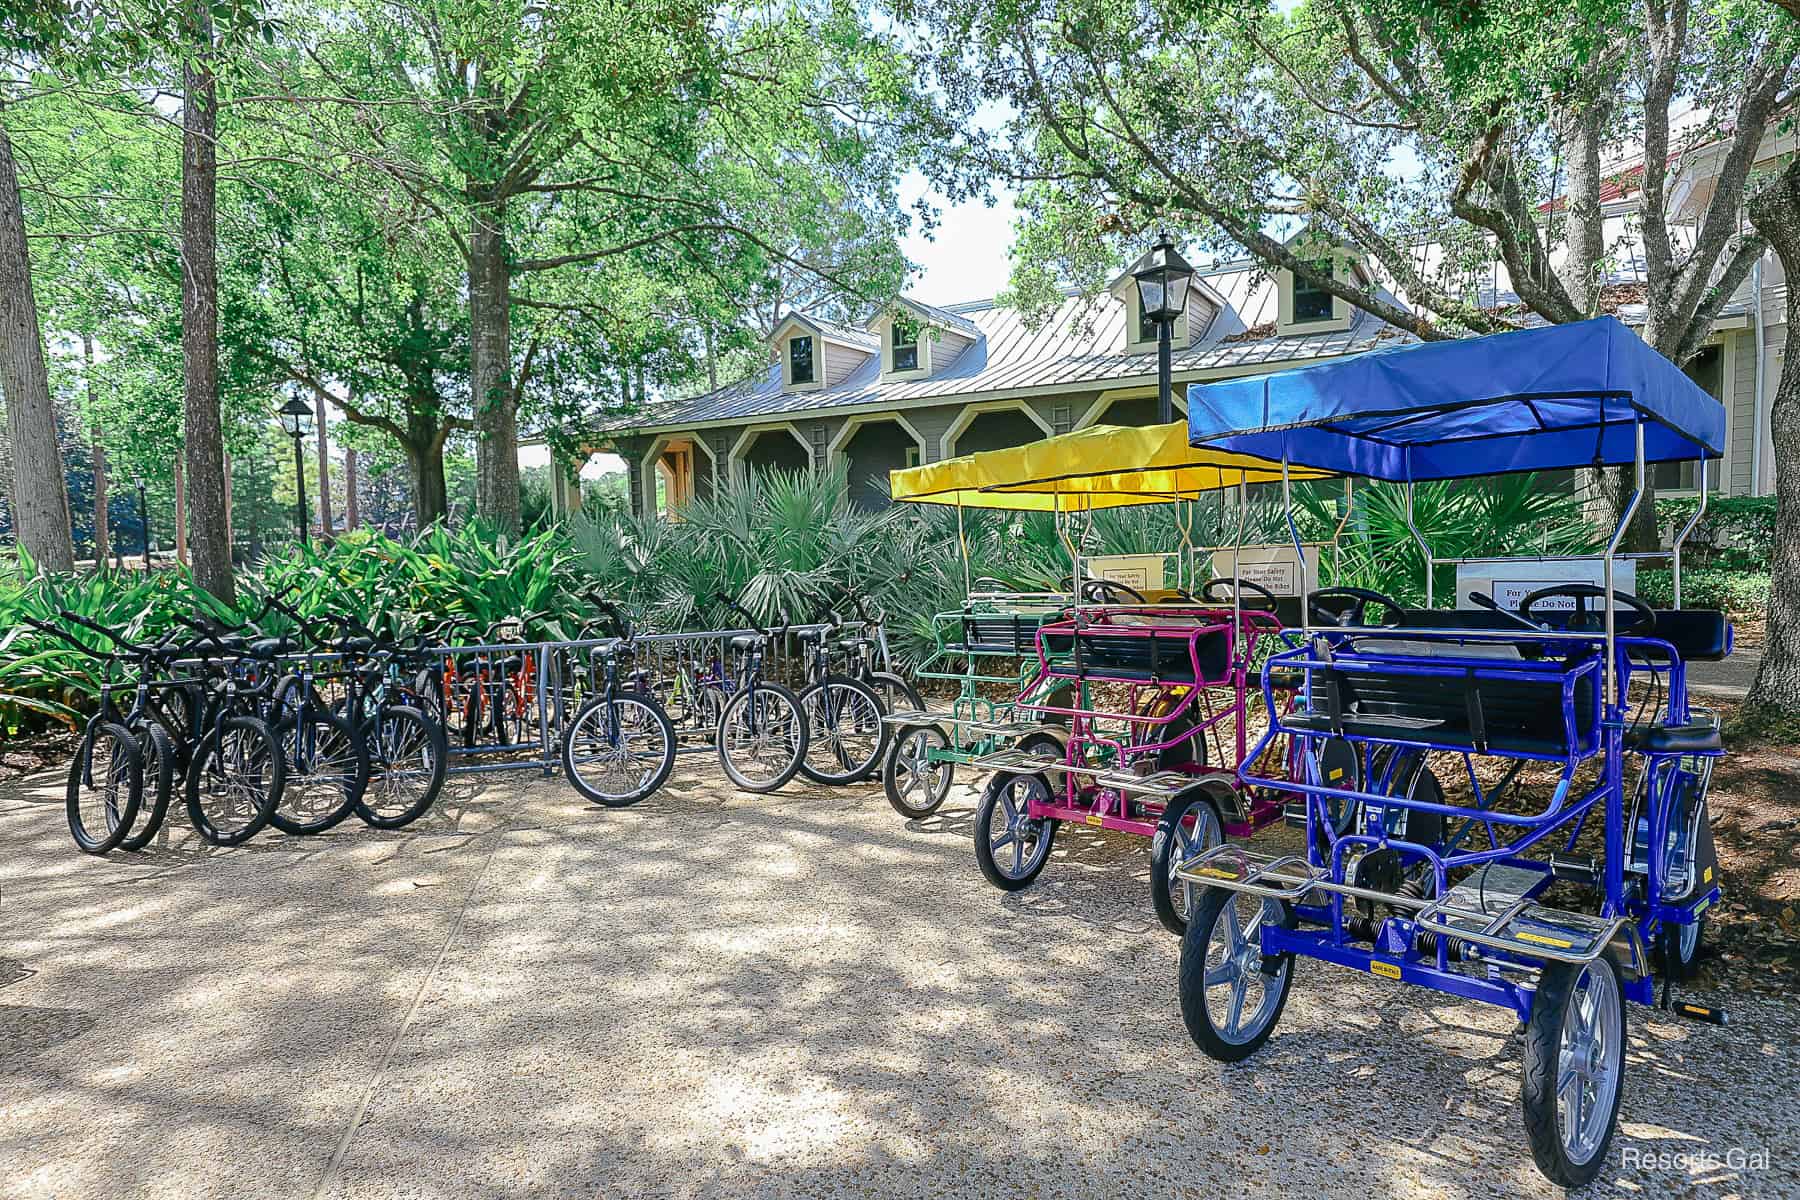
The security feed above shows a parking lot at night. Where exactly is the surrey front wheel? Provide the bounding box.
[1522,953,1626,1188]
[66,721,142,855]
[1179,887,1295,1062]
[883,724,955,819]
[796,675,886,785]
[717,682,808,793]
[562,694,677,807]
[1150,788,1225,936]
[973,769,1057,891]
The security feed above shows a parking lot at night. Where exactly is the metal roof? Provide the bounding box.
[614,265,1410,433]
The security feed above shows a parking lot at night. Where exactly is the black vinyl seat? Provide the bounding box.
[1040,628,1231,684]
[952,612,1054,654]
[1284,660,1599,757]
[1624,721,1723,754]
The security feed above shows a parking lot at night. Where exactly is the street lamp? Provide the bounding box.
[133,472,150,571]
[277,394,314,546]
[1133,234,1196,425]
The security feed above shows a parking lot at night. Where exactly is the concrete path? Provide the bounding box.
[1690,646,1764,700]
[2,764,1794,1199]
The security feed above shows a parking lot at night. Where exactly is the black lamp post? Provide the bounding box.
[133,472,150,570]
[277,394,314,546]
[1133,234,1196,425]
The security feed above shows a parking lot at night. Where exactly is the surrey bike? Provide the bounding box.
[711,593,809,793]
[559,598,676,806]
[1176,316,1734,1187]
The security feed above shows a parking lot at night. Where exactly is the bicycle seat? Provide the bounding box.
[500,654,525,673]
[340,636,375,655]
[795,627,827,644]
[729,634,762,652]
[249,637,290,657]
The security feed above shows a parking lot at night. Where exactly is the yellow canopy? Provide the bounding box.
[889,422,1328,509]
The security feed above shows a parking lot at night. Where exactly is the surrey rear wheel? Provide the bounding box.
[1150,787,1225,935]
[883,724,955,819]
[1179,887,1295,1062]
[1522,953,1626,1188]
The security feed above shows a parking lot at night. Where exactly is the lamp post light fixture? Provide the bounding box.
[133,472,150,571]
[1133,234,1196,426]
[277,394,314,547]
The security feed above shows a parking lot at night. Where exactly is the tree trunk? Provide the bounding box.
[85,336,109,566]
[222,452,234,562]
[313,391,333,540]
[180,3,233,601]
[344,446,359,530]
[173,457,188,565]
[469,201,520,536]
[1746,161,1800,714]
[0,115,75,572]
[405,438,449,529]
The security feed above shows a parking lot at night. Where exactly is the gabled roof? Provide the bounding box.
[770,311,879,353]
[882,295,982,340]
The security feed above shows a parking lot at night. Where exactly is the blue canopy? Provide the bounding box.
[1186,316,1725,482]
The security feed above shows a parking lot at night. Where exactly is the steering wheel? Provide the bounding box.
[1309,587,1405,628]
[1078,578,1147,605]
[1198,576,1279,611]
[1518,584,1656,635]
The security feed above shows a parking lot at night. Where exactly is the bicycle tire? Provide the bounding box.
[796,675,886,785]
[185,715,283,846]
[66,721,142,855]
[561,693,677,806]
[270,708,370,835]
[119,719,177,851]
[355,704,448,829]
[717,682,808,793]
[864,670,924,716]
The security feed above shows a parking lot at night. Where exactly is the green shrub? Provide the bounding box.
[1634,566,1769,614]
[1657,494,1775,572]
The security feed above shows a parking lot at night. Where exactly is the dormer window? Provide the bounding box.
[788,335,815,385]
[1291,261,1335,324]
[891,318,920,373]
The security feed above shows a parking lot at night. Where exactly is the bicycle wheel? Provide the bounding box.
[717,682,808,793]
[66,721,142,854]
[355,704,448,830]
[561,694,677,807]
[270,709,370,835]
[184,716,283,846]
[796,675,886,785]
[119,719,177,851]
[864,670,924,716]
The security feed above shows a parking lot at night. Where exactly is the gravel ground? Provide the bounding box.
[1,759,1795,1199]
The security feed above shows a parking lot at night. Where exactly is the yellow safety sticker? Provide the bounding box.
[1516,932,1574,949]
[1194,866,1238,880]
[1703,866,1714,884]
[1327,767,1345,781]
[1086,813,1104,827]
[1370,960,1402,980]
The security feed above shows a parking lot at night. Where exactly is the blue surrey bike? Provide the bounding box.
[1174,317,1734,1187]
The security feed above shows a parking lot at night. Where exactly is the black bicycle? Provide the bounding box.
[559,599,676,806]
[792,608,888,785]
[712,594,809,793]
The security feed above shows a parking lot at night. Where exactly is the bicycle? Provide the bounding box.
[559,599,676,806]
[712,593,809,793]
[792,607,887,786]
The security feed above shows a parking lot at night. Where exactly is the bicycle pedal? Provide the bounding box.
[1666,999,1728,1026]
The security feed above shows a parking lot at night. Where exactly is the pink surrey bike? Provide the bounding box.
[966,575,1315,934]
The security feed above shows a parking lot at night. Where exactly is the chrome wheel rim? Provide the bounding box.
[722,690,801,786]
[983,775,1052,879]
[1167,801,1223,924]
[1201,892,1287,1045]
[895,729,949,808]
[569,698,667,798]
[1556,959,1623,1166]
